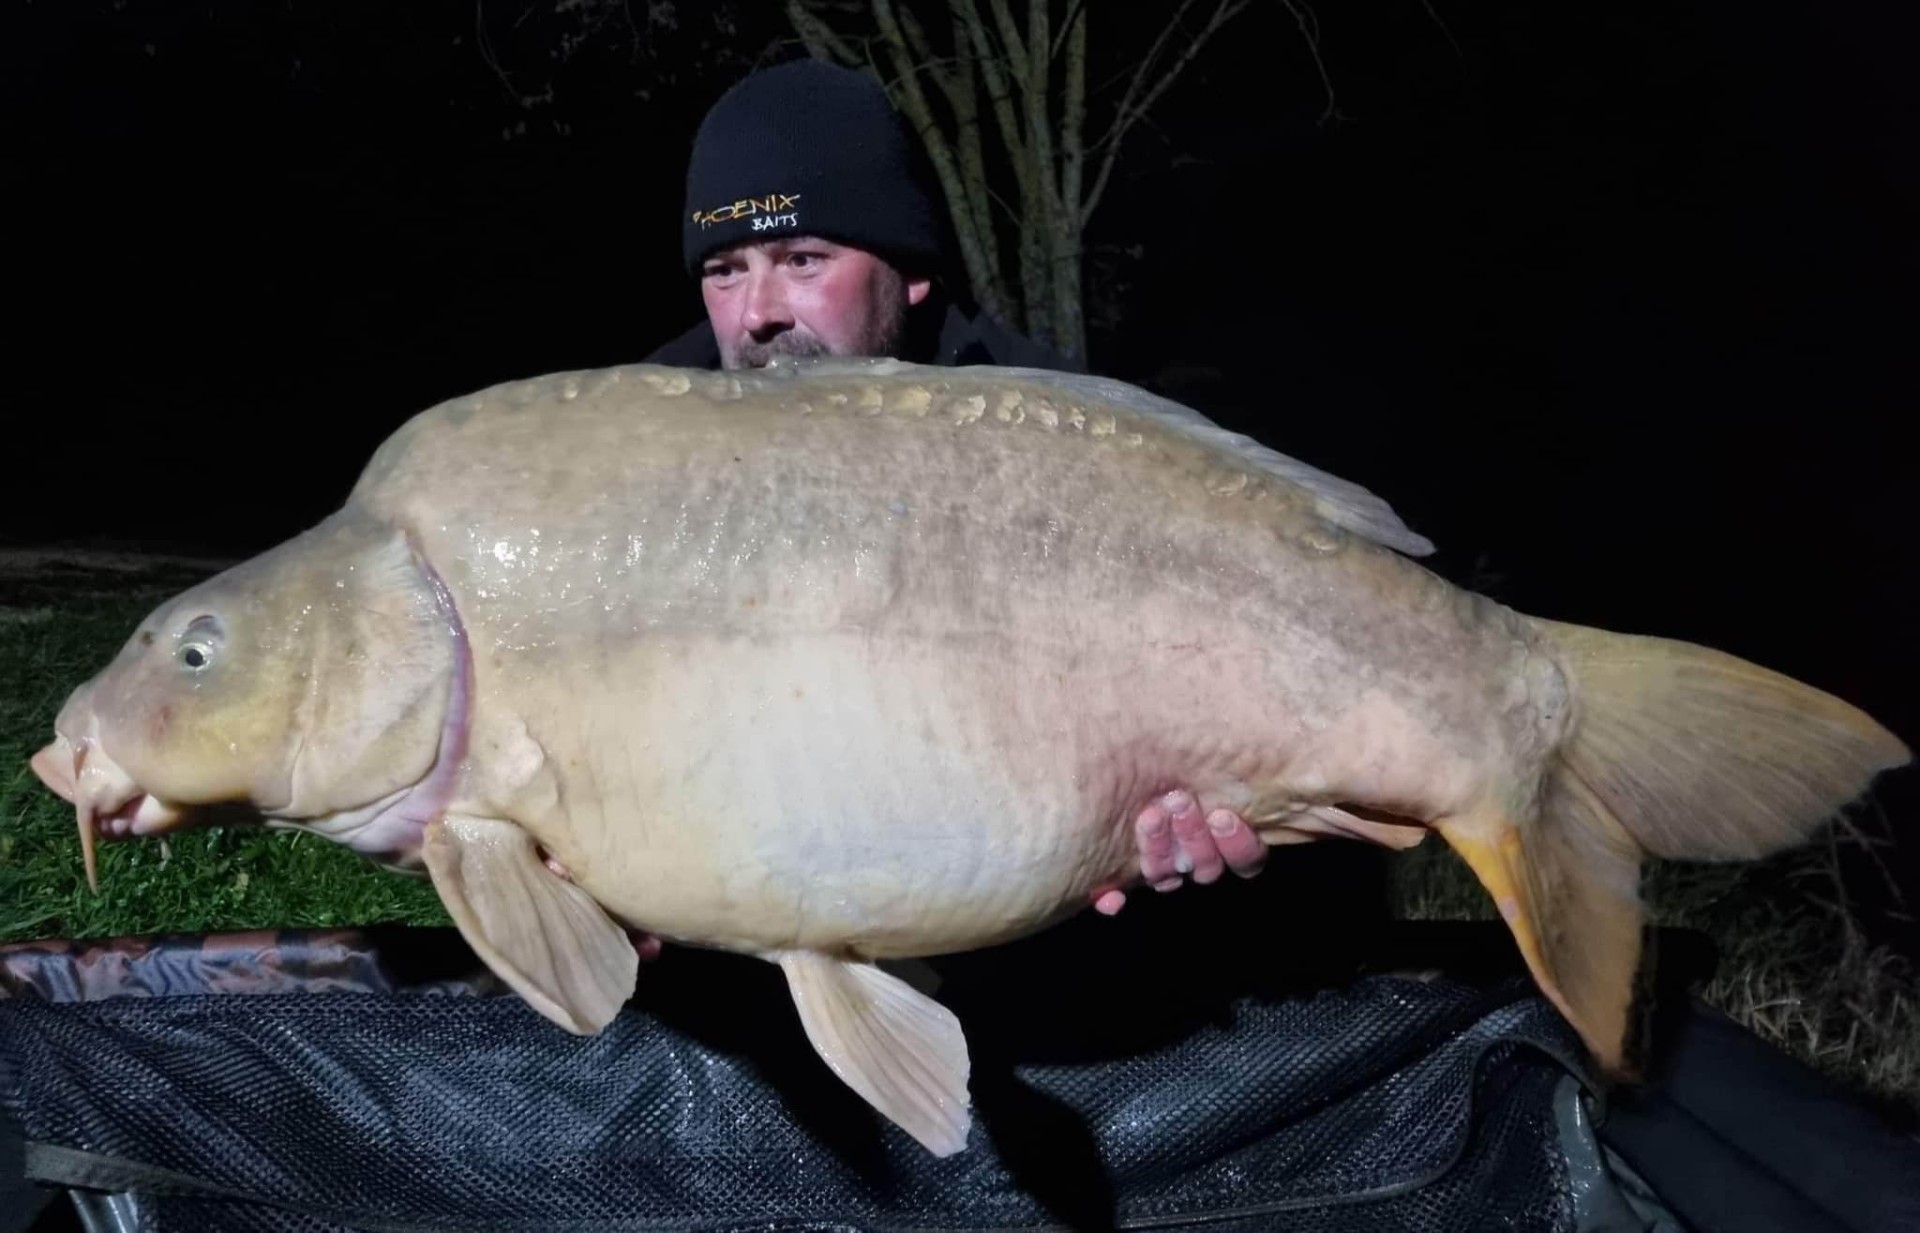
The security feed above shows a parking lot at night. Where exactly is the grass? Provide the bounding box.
[0,563,450,941]
[3,553,1915,1128]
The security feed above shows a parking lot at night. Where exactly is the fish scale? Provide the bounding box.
[27,355,1910,1158]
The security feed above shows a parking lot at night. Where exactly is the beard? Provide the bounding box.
[731,330,835,368]
[724,271,912,369]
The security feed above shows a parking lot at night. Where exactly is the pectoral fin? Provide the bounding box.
[778,951,972,1156]
[422,814,638,1035]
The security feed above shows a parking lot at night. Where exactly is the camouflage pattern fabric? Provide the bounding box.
[0,926,499,1003]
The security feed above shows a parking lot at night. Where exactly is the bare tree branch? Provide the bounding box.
[896,5,964,100]
[1277,0,1340,123]
[1087,0,1205,147]
[986,0,1028,86]
[868,1,936,125]
[1082,0,1249,223]
[932,10,1001,290]
[1018,0,1057,339]
[869,0,1010,319]
[1053,3,1088,355]
[1061,3,1086,219]
[951,0,1028,175]
[778,0,1331,357]
[1420,0,1465,62]
[1024,0,1054,209]
[476,0,532,106]
[1117,0,1251,123]
[785,0,861,65]
[896,2,936,60]
[1052,0,1088,62]
[952,0,1036,334]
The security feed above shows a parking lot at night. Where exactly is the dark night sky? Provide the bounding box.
[6,2,1917,930]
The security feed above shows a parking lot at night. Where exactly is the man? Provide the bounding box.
[643,56,1270,911]
[645,57,1080,375]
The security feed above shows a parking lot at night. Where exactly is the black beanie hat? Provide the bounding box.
[682,58,946,279]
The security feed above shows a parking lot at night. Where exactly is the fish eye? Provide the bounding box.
[176,614,223,672]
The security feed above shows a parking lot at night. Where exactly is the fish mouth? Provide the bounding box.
[30,732,194,894]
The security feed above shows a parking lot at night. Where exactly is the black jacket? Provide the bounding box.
[642,295,1086,375]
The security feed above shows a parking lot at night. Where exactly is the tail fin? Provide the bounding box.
[1536,619,1910,861]
[1436,617,1910,1078]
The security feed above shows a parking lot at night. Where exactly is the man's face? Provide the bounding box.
[699,237,932,369]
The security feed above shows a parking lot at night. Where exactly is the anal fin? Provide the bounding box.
[1435,780,1647,1077]
[422,814,638,1035]
[778,951,972,1156]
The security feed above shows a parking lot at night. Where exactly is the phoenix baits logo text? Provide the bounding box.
[692,193,802,232]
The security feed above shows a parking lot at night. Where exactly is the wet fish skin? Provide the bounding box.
[29,356,1910,1157]
[349,361,1518,958]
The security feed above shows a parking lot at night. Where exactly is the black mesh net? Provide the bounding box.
[0,913,1608,1233]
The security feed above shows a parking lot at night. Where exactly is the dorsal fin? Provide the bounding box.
[749,356,1436,558]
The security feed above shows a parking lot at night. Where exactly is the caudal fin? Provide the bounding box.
[1437,617,1910,1078]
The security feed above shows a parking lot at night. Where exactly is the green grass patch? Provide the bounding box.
[0,575,449,941]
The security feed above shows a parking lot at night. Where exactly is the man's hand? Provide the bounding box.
[1090,790,1267,916]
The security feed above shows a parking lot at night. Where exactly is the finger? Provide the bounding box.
[1136,798,1183,889]
[1208,808,1269,877]
[1167,791,1226,885]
